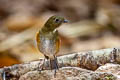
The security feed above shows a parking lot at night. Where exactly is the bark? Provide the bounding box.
[0,48,120,80]
[96,63,120,77]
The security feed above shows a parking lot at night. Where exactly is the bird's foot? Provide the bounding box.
[38,59,45,73]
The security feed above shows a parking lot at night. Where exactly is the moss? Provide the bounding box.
[104,75,115,80]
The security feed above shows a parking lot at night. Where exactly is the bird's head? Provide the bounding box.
[44,15,68,31]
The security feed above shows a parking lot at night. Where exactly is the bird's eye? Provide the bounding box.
[55,18,60,23]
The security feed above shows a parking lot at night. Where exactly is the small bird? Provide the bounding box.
[36,15,68,73]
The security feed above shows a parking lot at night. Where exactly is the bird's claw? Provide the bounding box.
[38,59,45,73]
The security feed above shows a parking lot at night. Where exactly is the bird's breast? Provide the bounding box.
[37,33,57,58]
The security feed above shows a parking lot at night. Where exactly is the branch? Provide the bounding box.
[0,48,120,80]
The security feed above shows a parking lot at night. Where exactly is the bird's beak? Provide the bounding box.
[63,19,68,23]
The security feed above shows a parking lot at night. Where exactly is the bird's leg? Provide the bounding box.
[49,56,59,76]
[54,55,59,70]
[43,58,46,69]
[50,59,57,76]
[38,54,50,72]
[54,56,58,77]
[52,56,59,76]
[50,59,52,71]
[38,58,45,72]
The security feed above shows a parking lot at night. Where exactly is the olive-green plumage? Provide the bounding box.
[41,16,66,32]
[36,15,68,73]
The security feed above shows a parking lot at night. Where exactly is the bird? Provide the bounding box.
[36,15,68,74]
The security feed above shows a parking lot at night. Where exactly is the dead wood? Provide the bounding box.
[0,48,120,80]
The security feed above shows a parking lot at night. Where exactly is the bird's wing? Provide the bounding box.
[55,31,61,55]
[36,31,40,45]
[55,37,60,54]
